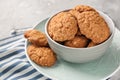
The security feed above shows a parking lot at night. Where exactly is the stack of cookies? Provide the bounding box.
[24,30,57,67]
[47,5,110,48]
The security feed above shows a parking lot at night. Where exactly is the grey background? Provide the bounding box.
[0,0,120,39]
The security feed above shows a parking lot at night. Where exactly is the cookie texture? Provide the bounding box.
[24,29,48,46]
[27,45,56,67]
[69,5,95,20]
[69,9,80,19]
[64,36,89,48]
[48,12,78,41]
[87,41,97,47]
[77,11,110,43]
[74,5,95,13]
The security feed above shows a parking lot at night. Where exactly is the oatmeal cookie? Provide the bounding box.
[27,45,57,67]
[69,9,80,19]
[69,5,95,19]
[69,5,96,21]
[48,11,78,41]
[24,29,48,46]
[73,5,95,13]
[64,36,89,48]
[87,41,97,47]
[77,11,110,43]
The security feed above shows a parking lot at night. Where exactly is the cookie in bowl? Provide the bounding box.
[45,5,114,63]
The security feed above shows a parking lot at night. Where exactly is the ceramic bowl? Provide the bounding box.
[45,10,115,63]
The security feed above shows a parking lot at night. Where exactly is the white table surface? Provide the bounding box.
[0,0,120,80]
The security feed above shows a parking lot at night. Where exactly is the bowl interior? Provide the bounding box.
[45,10,115,50]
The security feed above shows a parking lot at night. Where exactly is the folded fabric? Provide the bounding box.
[0,34,51,80]
[0,33,111,80]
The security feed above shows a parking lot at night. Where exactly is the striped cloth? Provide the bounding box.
[0,33,111,80]
[0,33,51,80]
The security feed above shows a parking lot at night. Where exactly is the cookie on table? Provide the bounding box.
[48,11,78,41]
[64,36,89,48]
[27,45,57,67]
[24,29,48,46]
[77,11,110,44]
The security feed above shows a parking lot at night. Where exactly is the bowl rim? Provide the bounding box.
[45,10,115,50]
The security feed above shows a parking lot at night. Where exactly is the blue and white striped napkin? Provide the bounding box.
[0,33,112,80]
[0,33,51,80]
